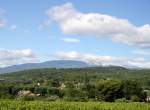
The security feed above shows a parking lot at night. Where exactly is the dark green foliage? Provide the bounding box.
[96,79,124,102]
[64,88,87,101]
[17,95,35,101]
[0,67,149,102]
[123,80,142,100]
[51,79,60,87]
[34,87,47,96]
[139,91,147,102]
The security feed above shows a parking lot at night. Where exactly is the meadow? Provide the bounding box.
[0,101,150,110]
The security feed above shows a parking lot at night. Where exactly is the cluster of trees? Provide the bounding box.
[0,67,150,102]
[0,79,147,102]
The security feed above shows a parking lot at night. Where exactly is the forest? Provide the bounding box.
[0,66,150,102]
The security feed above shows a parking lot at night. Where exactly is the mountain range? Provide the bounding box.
[0,60,90,73]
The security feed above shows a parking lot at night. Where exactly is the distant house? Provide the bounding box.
[59,83,66,90]
[146,96,150,102]
[18,90,40,97]
[0,78,5,81]
[75,82,84,89]
[37,83,41,86]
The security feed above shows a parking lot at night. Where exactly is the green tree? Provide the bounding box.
[123,80,142,100]
[34,87,47,96]
[96,79,124,102]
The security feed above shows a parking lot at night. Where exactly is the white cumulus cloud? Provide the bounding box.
[0,8,6,28]
[62,38,80,43]
[47,3,150,48]
[0,49,38,67]
[55,51,80,60]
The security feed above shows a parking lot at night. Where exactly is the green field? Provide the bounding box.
[0,101,150,110]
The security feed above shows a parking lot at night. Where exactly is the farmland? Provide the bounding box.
[0,101,150,110]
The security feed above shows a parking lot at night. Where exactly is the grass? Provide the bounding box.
[0,100,150,110]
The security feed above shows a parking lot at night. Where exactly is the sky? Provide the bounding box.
[0,0,150,68]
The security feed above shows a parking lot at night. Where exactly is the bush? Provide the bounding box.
[115,98,130,102]
[16,95,35,101]
[0,94,14,99]
[44,95,59,101]
[131,95,140,102]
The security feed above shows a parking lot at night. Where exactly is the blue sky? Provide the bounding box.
[0,0,150,68]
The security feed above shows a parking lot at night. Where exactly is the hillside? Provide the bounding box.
[0,66,150,86]
[0,60,89,74]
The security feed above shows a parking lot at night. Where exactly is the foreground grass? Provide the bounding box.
[0,101,150,110]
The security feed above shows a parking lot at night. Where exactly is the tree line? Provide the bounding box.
[0,79,147,102]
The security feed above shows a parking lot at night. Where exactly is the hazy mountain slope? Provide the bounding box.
[0,60,89,73]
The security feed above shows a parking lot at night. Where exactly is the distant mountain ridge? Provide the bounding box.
[0,60,90,73]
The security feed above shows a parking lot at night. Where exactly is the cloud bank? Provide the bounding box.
[48,3,150,48]
[0,49,38,67]
[55,51,150,68]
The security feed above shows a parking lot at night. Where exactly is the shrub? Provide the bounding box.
[44,95,59,101]
[16,95,35,101]
[131,95,140,102]
[115,98,130,102]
